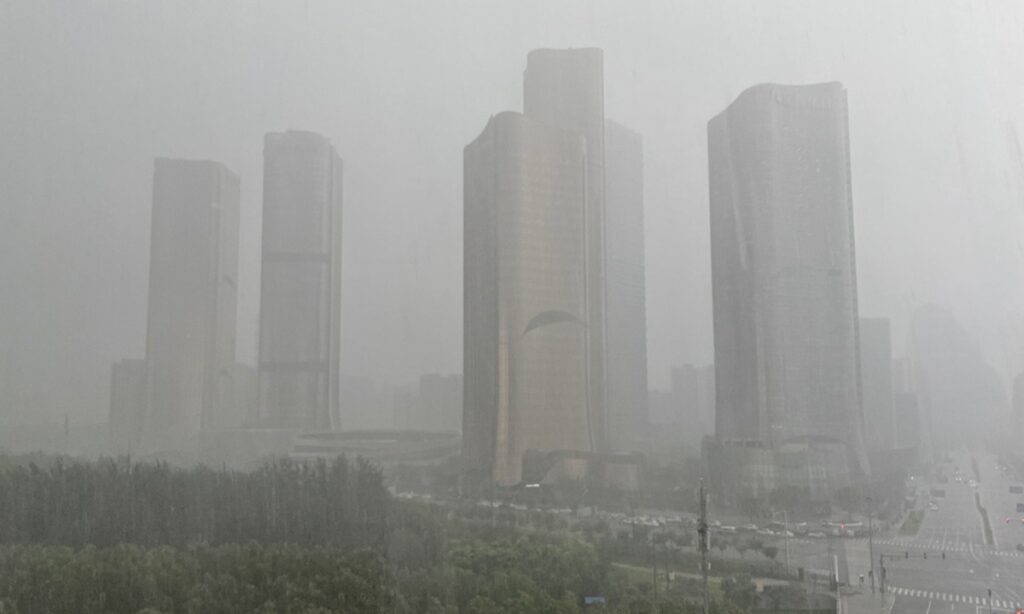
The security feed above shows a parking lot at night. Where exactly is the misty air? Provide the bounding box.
[2,2,1024,613]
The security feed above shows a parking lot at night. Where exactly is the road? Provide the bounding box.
[780,448,1024,613]
[879,449,1024,613]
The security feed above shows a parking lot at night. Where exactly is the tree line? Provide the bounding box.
[0,455,764,613]
[0,456,387,549]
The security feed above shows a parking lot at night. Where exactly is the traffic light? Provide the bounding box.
[941,552,945,560]
[923,552,927,559]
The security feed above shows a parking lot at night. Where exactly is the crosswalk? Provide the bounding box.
[872,538,1024,558]
[873,538,969,554]
[888,586,1022,609]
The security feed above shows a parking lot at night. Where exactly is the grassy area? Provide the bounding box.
[975,492,995,545]
[899,510,925,536]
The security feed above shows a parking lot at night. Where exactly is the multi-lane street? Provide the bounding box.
[877,450,1024,613]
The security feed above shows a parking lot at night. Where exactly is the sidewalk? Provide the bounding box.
[841,587,893,614]
[845,537,874,590]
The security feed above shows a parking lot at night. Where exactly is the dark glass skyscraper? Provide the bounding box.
[708,83,869,499]
[257,131,342,431]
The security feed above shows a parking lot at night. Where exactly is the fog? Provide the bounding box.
[2,0,1024,432]
[7,3,1024,611]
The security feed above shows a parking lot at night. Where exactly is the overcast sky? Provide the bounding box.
[2,0,1023,424]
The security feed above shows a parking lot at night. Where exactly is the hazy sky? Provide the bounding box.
[2,1,1024,424]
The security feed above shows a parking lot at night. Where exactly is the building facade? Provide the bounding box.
[463,49,612,487]
[708,83,868,501]
[141,158,240,455]
[463,111,591,486]
[604,120,649,453]
[257,131,343,431]
[523,48,608,453]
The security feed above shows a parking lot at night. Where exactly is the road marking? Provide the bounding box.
[889,586,1024,611]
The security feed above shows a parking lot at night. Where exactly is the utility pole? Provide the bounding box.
[769,507,792,574]
[866,496,876,593]
[652,537,657,603]
[697,479,710,614]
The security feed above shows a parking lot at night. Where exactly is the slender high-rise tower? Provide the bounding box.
[142,158,240,454]
[708,83,868,499]
[523,48,608,453]
[604,119,649,452]
[257,130,342,431]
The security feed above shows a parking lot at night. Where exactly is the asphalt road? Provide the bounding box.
[779,448,1024,613]
[880,450,1024,613]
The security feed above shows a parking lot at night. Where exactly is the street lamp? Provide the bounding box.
[866,496,876,594]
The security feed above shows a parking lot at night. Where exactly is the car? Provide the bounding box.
[741,524,758,532]
[719,525,737,534]
[808,531,827,538]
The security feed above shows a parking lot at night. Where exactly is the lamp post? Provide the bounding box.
[866,496,876,594]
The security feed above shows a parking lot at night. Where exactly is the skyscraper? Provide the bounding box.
[463,112,591,486]
[523,48,608,452]
[142,158,240,454]
[463,49,610,487]
[859,318,895,453]
[906,305,1007,453]
[257,130,343,431]
[707,83,868,500]
[605,120,649,452]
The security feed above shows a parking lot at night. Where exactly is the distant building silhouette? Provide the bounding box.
[419,373,462,433]
[109,358,148,454]
[605,120,649,452]
[893,392,921,451]
[907,305,1007,454]
[706,83,868,503]
[860,318,895,453]
[1015,372,1024,439]
[257,131,343,431]
[138,158,240,456]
